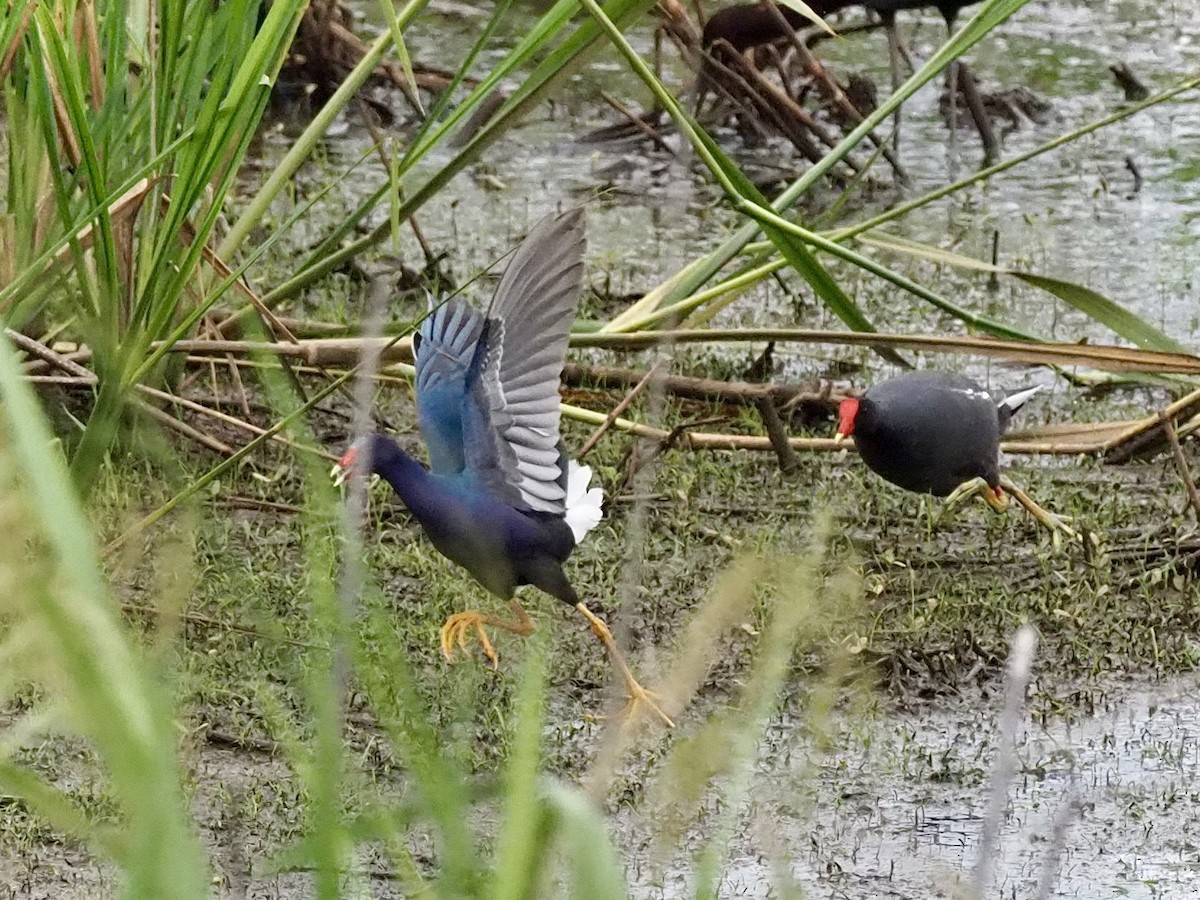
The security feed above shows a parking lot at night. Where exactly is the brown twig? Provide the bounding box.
[949,61,1000,162]
[577,364,661,459]
[139,403,234,456]
[761,2,906,179]
[121,600,326,650]
[614,414,729,497]
[755,395,798,473]
[599,91,678,156]
[1159,411,1200,522]
[6,327,235,455]
[1104,388,1200,462]
[215,497,305,515]
[6,327,330,460]
[203,728,281,756]
[563,361,834,409]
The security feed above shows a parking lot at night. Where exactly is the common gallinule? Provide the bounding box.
[334,209,673,727]
[701,2,811,54]
[700,2,983,62]
[834,371,1070,533]
[700,1,993,155]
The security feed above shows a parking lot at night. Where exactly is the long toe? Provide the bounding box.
[999,476,1078,543]
[1030,505,1077,545]
[624,681,675,729]
[439,611,500,667]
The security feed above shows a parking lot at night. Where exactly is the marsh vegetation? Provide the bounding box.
[1,1,1199,897]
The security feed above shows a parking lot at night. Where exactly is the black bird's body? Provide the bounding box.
[835,371,1073,535]
[699,0,982,53]
[362,433,579,605]
[701,2,811,53]
[842,372,1007,497]
[860,0,982,27]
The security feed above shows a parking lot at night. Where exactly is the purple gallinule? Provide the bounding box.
[335,209,673,727]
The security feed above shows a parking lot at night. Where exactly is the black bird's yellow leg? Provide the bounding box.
[940,475,1075,538]
[998,474,1076,538]
[575,602,675,729]
[939,476,1007,523]
[440,600,536,668]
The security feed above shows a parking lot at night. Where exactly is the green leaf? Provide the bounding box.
[544,784,627,900]
[1012,273,1189,353]
[860,231,1188,352]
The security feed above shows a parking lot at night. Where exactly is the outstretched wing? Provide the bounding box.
[413,300,486,476]
[461,209,586,513]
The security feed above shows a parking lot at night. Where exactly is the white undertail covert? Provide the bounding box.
[564,460,604,544]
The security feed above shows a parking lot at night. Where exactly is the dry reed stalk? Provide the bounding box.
[6,327,325,459]
[0,2,35,79]
[1158,412,1200,521]
[782,18,907,178]
[577,363,662,459]
[562,361,836,408]
[138,403,233,455]
[1103,387,1200,462]
[162,330,1200,375]
[17,326,1197,462]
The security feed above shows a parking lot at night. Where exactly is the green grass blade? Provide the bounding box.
[636,0,1035,310]
[490,642,550,900]
[579,0,913,360]
[0,333,208,898]
[543,784,627,899]
[1012,273,1189,353]
[858,230,1186,350]
[263,0,659,307]
[216,0,420,261]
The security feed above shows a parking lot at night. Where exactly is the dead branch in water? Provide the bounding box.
[1103,388,1200,463]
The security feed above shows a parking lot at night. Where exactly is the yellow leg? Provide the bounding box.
[999,474,1077,539]
[440,599,536,669]
[937,476,1007,525]
[575,602,674,729]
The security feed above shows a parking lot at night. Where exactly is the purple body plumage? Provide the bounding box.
[358,433,578,604]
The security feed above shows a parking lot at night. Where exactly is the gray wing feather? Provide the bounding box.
[463,209,586,513]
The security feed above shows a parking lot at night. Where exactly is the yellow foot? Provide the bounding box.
[999,474,1077,543]
[575,601,675,729]
[438,600,536,669]
[623,681,675,729]
[582,686,674,729]
[440,611,501,668]
[938,476,1007,525]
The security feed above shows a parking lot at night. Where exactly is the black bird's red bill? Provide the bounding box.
[835,396,859,442]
